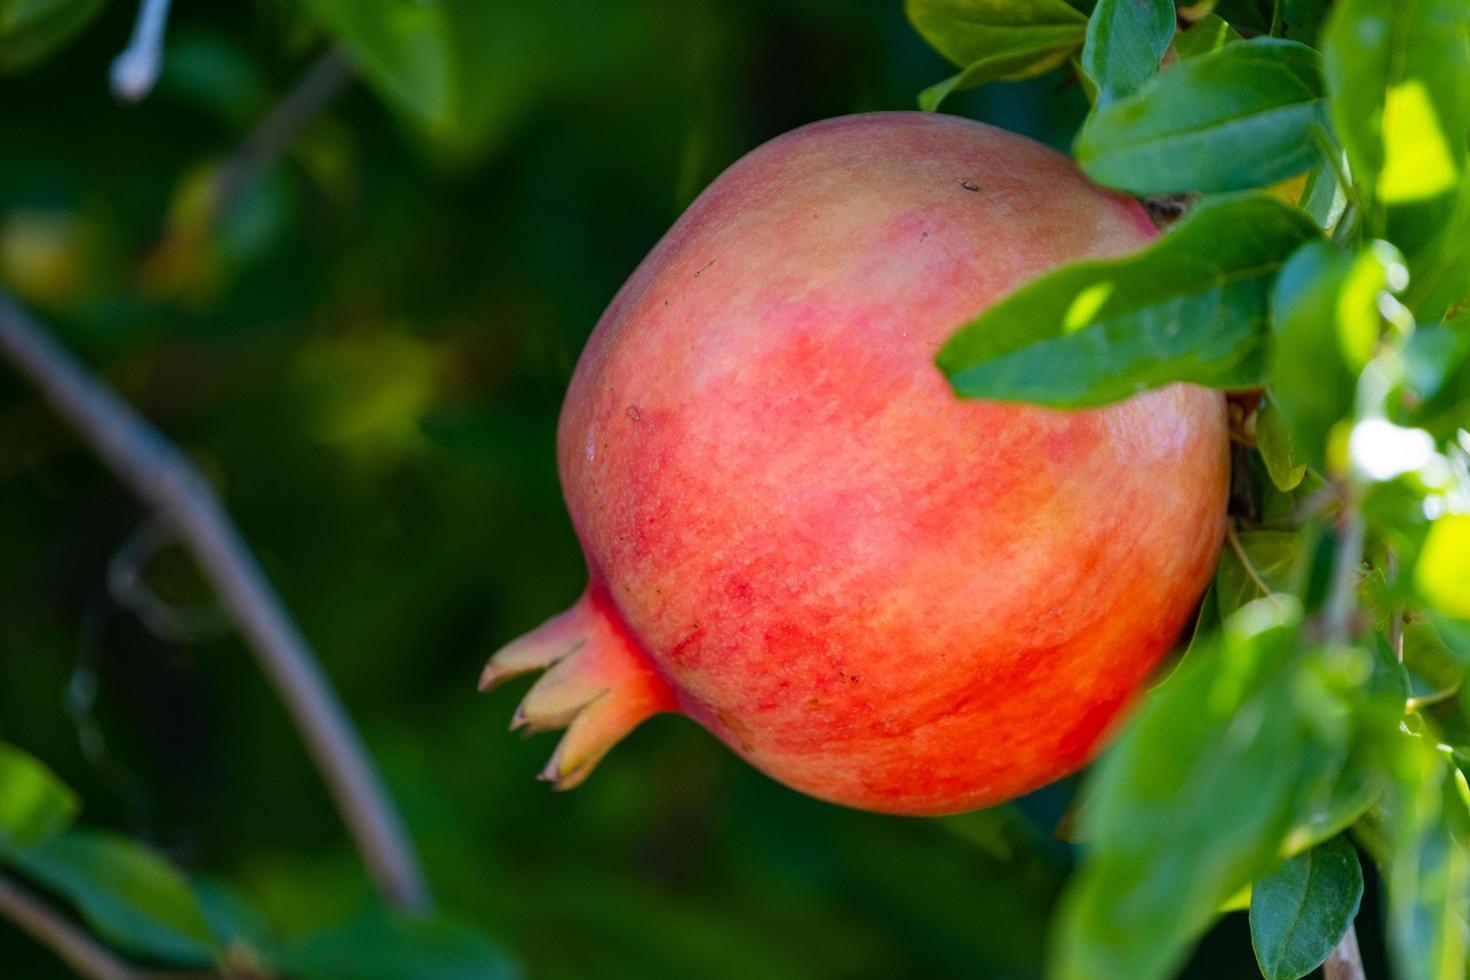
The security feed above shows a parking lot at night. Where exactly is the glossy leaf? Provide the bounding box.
[14,829,217,966]
[1267,242,1390,469]
[1076,39,1327,194]
[1173,13,1239,59]
[937,194,1320,406]
[279,906,520,980]
[1081,0,1174,104]
[906,0,1088,110]
[1054,597,1322,980]
[0,0,104,72]
[0,743,77,857]
[1256,397,1308,492]
[1249,835,1364,980]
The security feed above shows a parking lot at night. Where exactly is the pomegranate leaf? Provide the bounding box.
[1076,39,1326,194]
[0,0,105,73]
[937,193,1320,407]
[1080,0,1175,105]
[905,0,1088,110]
[278,905,520,980]
[0,742,77,857]
[1249,834,1364,980]
[1173,14,1241,61]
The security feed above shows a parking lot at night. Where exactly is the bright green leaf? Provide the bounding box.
[1076,39,1327,194]
[14,829,217,966]
[279,906,520,980]
[1080,0,1174,104]
[1054,597,1326,980]
[906,0,1088,109]
[1257,397,1309,491]
[0,0,105,73]
[1416,515,1470,619]
[1249,835,1364,980]
[0,743,78,857]
[1173,13,1240,59]
[937,194,1321,406]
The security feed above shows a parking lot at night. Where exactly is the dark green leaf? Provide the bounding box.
[1267,241,1392,469]
[1173,13,1240,59]
[192,877,279,965]
[906,0,1088,109]
[937,194,1320,406]
[1076,39,1327,194]
[0,743,78,857]
[1081,0,1174,104]
[1257,397,1308,491]
[14,829,217,966]
[1281,0,1330,46]
[1217,530,1306,618]
[0,0,105,73]
[279,906,520,980]
[1054,597,1322,980]
[1250,835,1364,980]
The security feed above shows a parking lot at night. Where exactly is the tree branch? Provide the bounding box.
[1322,921,1367,980]
[0,872,142,980]
[0,294,430,912]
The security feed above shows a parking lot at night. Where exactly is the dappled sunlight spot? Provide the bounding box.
[1063,280,1114,333]
[1379,80,1459,203]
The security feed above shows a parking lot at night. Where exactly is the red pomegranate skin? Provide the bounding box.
[482,111,1229,815]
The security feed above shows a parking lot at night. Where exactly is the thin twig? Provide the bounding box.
[1322,921,1367,980]
[110,0,174,103]
[0,294,430,912]
[212,48,354,224]
[0,872,142,980]
[1324,504,1366,645]
[1225,521,1273,597]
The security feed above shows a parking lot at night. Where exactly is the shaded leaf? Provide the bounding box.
[1081,0,1174,104]
[937,194,1320,406]
[1173,13,1239,59]
[1257,397,1309,492]
[0,743,78,857]
[1249,835,1364,980]
[1217,530,1306,618]
[0,0,105,73]
[279,905,520,980]
[1076,39,1327,194]
[14,829,217,966]
[906,0,1088,109]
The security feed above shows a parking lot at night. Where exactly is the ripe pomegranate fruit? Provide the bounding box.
[481,112,1228,815]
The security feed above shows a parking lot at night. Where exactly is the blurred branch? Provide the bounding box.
[0,871,142,980]
[213,48,355,224]
[1322,922,1366,980]
[110,0,174,103]
[0,293,431,913]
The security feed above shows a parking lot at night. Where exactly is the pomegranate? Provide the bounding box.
[481,112,1228,815]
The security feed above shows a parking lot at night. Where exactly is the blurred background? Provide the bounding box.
[1,1,1288,976]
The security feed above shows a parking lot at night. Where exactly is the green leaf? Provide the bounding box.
[1257,397,1308,491]
[0,743,78,857]
[192,877,279,965]
[1076,39,1327,195]
[1217,530,1306,618]
[0,0,105,73]
[1054,597,1325,980]
[1080,0,1174,104]
[906,0,1088,109]
[279,906,520,980]
[1280,0,1331,46]
[306,0,453,132]
[1416,515,1470,619]
[1267,241,1394,469]
[1323,0,1470,213]
[1249,835,1364,980]
[937,194,1320,407]
[1173,13,1240,59]
[14,829,217,966]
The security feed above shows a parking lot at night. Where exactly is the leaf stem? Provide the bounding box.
[0,872,141,980]
[0,294,431,912]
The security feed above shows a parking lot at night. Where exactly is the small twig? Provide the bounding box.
[212,48,354,224]
[1324,504,1366,645]
[110,0,174,103]
[0,293,430,912]
[1322,921,1367,980]
[1225,521,1274,597]
[0,872,142,980]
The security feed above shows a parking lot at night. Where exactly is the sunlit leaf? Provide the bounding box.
[1080,0,1174,104]
[1249,835,1364,980]
[14,829,217,966]
[1076,39,1327,194]
[937,194,1320,406]
[906,0,1088,109]
[0,743,78,857]
[1416,515,1470,619]
[1257,397,1309,492]
[1173,13,1238,59]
